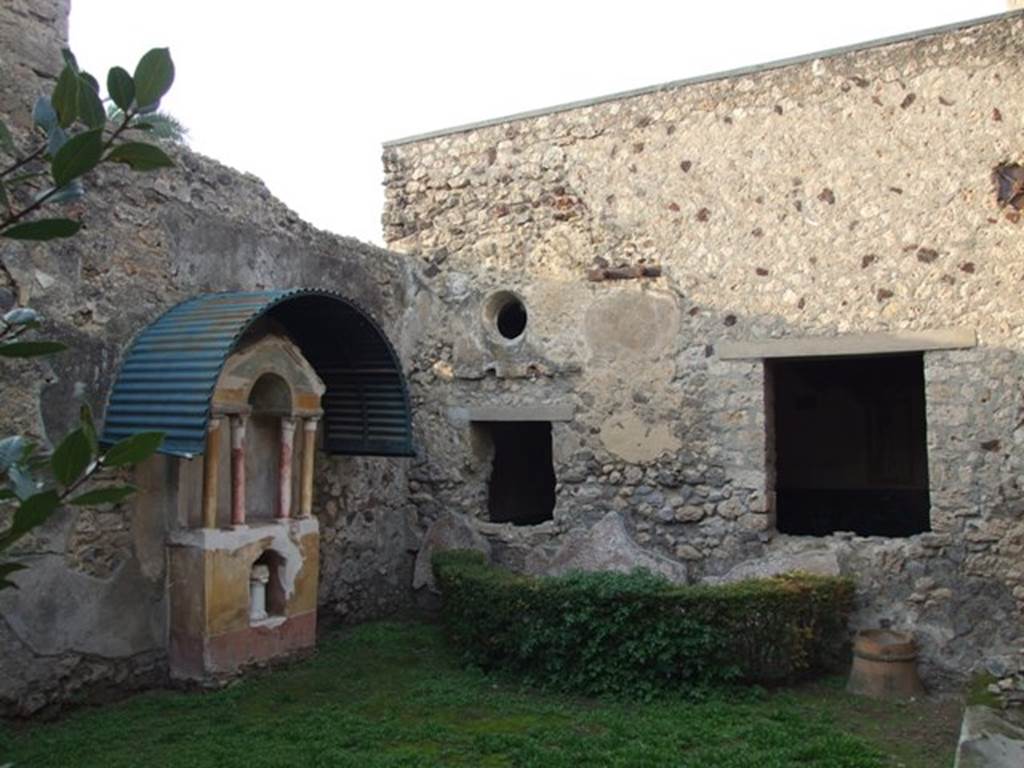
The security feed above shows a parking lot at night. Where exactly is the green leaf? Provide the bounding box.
[0,340,67,357]
[133,49,174,110]
[0,121,13,154]
[0,488,16,502]
[52,128,103,187]
[1,219,80,241]
[60,48,79,72]
[32,97,57,133]
[69,485,136,506]
[77,78,106,130]
[51,428,93,487]
[79,71,100,93]
[102,431,164,467]
[51,65,80,128]
[80,404,98,456]
[105,142,173,171]
[6,489,60,542]
[107,67,135,112]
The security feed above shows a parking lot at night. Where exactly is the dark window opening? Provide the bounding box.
[769,353,930,537]
[479,421,555,525]
[496,299,527,340]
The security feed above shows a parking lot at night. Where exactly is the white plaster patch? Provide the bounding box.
[599,411,681,462]
[168,518,318,601]
[582,290,680,364]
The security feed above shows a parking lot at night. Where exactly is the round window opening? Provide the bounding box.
[484,291,528,341]
[497,299,527,340]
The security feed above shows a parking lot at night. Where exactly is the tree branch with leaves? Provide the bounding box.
[0,47,177,242]
[0,47,182,589]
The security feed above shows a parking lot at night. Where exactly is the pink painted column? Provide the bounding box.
[277,416,296,519]
[300,417,319,518]
[230,413,247,527]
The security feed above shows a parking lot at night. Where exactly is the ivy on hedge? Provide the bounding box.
[432,550,855,697]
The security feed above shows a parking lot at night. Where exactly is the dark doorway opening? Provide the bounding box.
[769,353,930,537]
[479,421,556,525]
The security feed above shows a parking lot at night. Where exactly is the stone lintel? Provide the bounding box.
[448,404,575,425]
[716,328,977,361]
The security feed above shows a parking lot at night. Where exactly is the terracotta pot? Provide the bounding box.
[847,628,925,699]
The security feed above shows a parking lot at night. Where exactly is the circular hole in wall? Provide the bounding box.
[484,291,528,341]
[497,300,527,340]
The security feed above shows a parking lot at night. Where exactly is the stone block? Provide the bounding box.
[532,511,688,583]
[704,541,841,584]
[412,511,492,592]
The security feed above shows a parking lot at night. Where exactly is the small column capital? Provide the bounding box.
[230,413,248,445]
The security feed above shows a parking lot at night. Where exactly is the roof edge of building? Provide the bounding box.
[383,10,1020,148]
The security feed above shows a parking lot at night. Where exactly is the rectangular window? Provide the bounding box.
[767,353,930,537]
[473,421,556,526]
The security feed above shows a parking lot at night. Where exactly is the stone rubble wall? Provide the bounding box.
[384,13,1024,688]
[0,1,418,715]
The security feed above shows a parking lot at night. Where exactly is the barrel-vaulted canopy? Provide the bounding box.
[101,289,414,459]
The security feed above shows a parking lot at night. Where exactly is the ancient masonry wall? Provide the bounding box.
[384,14,1024,686]
[0,2,418,714]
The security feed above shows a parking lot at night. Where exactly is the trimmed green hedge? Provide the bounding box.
[433,550,855,697]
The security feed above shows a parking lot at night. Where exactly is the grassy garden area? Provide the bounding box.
[0,621,960,767]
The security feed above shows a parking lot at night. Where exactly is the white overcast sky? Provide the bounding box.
[70,1,1006,245]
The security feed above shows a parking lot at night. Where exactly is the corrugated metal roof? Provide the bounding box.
[100,289,414,459]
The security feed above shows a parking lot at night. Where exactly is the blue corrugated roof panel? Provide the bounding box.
[100,289,414,459]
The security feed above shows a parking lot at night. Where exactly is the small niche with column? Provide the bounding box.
[167,331,325,680]
[102,289,415,684]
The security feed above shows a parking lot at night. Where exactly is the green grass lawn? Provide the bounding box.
[0,621,959,767]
